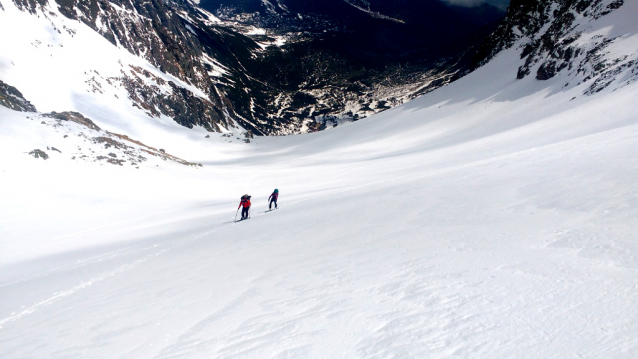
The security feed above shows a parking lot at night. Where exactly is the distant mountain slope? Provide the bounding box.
[2,0,633,138]
[468,0,637,94]
[5,0,267,132]
[2,0,505,135]
[193,0,508,130]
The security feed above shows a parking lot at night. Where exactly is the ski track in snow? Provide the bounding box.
[0,227,221,327]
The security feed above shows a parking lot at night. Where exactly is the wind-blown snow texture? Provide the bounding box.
[1,0,637,358]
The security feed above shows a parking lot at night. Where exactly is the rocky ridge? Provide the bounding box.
[0,80,37,112]
[35,110,204,167]
[0,78,201,168]
[469,0,636,94]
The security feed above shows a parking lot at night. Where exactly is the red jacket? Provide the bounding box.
[269,192,278,201]
[239,199,251,208]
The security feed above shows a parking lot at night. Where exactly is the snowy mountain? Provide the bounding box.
[1,0,504,135]
[1,0,637,357]
[201,0,506,130]
[471,0,637,93]
[2,0,257,132]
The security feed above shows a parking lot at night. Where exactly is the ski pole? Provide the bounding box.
[234,208,240,222]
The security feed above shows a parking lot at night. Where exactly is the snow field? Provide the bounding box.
[2,60,638,357]
[0,0,217,142]
[1,111,636,357]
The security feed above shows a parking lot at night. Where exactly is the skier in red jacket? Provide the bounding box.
[239,195,251,220]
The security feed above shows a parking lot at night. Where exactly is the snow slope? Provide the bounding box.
[1,2,638,359]
[0,0,239,136]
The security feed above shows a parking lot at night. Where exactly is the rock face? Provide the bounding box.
[0,80,37,112]
[468,0,636,94]
[28,149,49,159]
[10,0,505,135]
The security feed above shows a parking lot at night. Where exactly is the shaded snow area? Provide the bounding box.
[2,6,638,359]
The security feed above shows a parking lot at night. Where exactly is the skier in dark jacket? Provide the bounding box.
[268,189,279,210]
[239,195,251,219]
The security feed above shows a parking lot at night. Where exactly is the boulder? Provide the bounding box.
[28,149,48,160]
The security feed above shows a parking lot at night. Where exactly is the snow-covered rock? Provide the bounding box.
[476,0,637,94]
[0,80,37,112]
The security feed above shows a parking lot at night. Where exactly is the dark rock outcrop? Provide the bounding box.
[92,136,128,149]
[464,0,635,95]
[536,61,557,80]
[0,80,37,112]
[28,149,49,159]
[11,0,48,14]
[115,67,229,132]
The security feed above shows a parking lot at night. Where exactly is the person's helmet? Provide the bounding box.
[274,189,279,193]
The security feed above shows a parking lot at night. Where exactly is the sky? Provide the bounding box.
[443,0,511,11]
[484,0,511,10]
